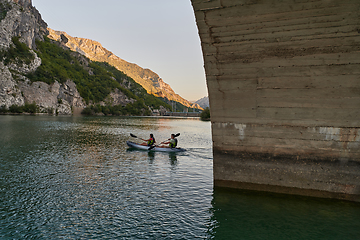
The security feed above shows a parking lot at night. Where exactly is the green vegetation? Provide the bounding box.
[81,101,151,116]
[0,102,39,114]
[0,36,35,65]
[200,107,210,121]
[94,62,171,110]
[0,2,11,21]
[27,36,119,104]
[25,36,170,115]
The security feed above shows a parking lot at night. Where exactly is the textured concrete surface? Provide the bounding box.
[191,0,360,201]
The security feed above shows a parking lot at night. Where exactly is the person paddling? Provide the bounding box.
[140,133,156,146]
[162,134,178,148]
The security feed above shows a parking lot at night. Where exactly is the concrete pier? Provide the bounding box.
[191,0,360,201]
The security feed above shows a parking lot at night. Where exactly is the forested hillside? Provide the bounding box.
[26,37,171,115]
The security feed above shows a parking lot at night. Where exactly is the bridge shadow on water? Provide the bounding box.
[207,187,360,240]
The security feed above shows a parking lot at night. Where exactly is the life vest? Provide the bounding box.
[169,138,177,148]
[147,137,155,146]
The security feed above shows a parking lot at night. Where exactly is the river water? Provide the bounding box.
[0,115,359,239]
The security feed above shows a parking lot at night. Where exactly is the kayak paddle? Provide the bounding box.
[148,133,180,150]
[130,133,143,140]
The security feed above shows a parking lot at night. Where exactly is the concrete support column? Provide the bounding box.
[191,0,360,201]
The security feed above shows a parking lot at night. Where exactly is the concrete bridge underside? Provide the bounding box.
[191,0,360,201]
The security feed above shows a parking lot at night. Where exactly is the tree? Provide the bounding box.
[200,107,210,121]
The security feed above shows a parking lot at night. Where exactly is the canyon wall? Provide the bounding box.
[47,29,202,110]
[0,0,147,115]
[0,0,85,114]
[191,0,360,201]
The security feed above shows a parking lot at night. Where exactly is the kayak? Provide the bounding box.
[126,141,186,152]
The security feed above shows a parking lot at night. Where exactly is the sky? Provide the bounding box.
[31,0,208,102]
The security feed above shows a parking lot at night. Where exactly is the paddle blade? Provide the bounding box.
[174,133,180,137]
[130,133,137,138]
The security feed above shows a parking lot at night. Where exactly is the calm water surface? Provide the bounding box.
[1,115,359,239]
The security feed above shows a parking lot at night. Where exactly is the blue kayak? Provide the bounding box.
[126,141,186,152]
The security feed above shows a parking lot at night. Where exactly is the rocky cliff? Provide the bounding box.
[0,0,47,49]
[0,0,87,114]
[47,28,202,110]
[0,0,159,115]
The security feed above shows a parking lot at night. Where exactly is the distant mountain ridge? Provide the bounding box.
[48,28,201,110]
[195,96,209,109]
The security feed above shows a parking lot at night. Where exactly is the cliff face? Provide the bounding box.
[0,0,47,49]
[0,0,85,114]
[47,28,202,110]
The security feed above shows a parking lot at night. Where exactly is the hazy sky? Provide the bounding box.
[31,0,207,101]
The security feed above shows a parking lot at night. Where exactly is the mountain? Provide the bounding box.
[47,28,202,110]
[0,0,170,116]
[195,96,209,109]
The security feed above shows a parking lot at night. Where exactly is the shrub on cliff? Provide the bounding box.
[22,102,39,114]
[1,103,39,114]
[0,2,12,22]
[0,105,8,113]
[0,36,35,65]
[9,105,23,113]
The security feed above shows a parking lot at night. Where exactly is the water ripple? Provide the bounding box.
[2,116,359,240]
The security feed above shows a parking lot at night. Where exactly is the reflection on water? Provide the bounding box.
[168,152,178,166]
[126,149,178,166]
[1,115,359,239]
[148,151,156,163]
